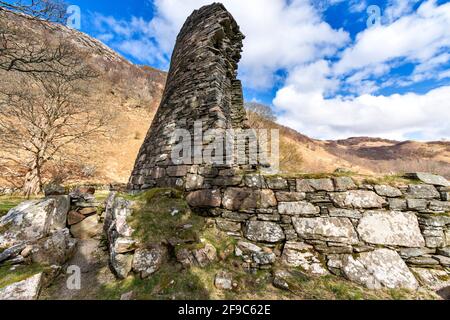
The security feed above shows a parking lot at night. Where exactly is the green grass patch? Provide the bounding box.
[0,264,44,289]
[0,196,35,217]
[124,188,204,246]
[97,263,211,300]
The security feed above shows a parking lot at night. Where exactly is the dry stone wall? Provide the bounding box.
[185,174,450,290]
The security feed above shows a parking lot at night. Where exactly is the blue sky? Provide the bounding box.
[65,0,450,141]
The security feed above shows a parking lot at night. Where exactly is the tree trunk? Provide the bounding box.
[22,164,42,197]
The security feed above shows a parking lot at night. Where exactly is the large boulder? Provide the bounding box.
[0,273,43,300]
[244,221,285,243]
[357,211,425,247]
[332,249,419,290]
[0,196,70,247]
[31,229,77,266]
[292,217,359,244]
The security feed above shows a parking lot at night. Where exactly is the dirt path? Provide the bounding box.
[40,239,116,300]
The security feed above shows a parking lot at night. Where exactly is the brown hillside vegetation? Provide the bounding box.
[0,12,448,191]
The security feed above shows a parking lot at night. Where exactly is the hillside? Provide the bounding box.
[0,10,449,191]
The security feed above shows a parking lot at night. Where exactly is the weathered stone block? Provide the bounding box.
[388,198,407,211]
[406,184,440,199]
[339,249,419,290]
[275,191,306,202]
[186,189,221,208]
[278,201,320,216]
[281,242,328,275]
[265,176,289,190]
[357,210,425,247]
[292,217,359,244]
[329,191,386,209]
[374,185,402,197]
[333,177,357,191]
[244,221,285,243]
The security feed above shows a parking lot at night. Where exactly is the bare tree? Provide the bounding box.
[0,1,70,74]
[0,34,110,196]
[245,102,277,128]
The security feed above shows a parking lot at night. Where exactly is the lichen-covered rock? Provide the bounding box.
[429,200,450,212]
[186,189,221,208]
[357,211,425,247]
[244,175,266,188]
[215,271,233,290]
[215,218,241,232]
[406,173,450,187]
[223,188,276,211]
[0,273,43,300]
[111,253,134,279]
[339,249,419,290]
[31,228,77,266]
[244,221,285,243]
[275,192,306,202]
[374,185,402,197]
[0,243,26,264]
[193,243,217,267]
[328,208,362,219]
[411,268,450,291]
[0,196,70,247]
[114,237,137,254]
[132,245,167,278]
[265,176,288,190]
[406,184,440,199]
[185,174,205,191]
[297,179,334,192]
[330,191,386,209]
[407,199,428,211]
[292,217,359,244]
[278,201,320,216]
[281,242,328,276]
[333,177,357,191]
[389,198,407,210]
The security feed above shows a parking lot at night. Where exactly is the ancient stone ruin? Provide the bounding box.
[128,3,257,192]
[124,3,450,293]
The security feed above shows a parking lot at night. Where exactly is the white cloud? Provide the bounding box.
[334,0,450,75]
[140,0,350,88]
[272,0,450,141]
[274,84,450,141]
[90,0,450,141]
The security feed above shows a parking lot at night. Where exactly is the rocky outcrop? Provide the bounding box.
[0,196,70,247]
[0,273,43,300]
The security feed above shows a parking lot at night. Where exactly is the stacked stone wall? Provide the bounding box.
[185,174,450,290]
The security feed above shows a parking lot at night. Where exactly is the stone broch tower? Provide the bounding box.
[129,3,257,191]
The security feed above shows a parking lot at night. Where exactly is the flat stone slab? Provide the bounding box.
[330,191,386,209]
[0,273,43,300]
[357,210,425,247]
[292,217,359,244]
[405,172,450,187]
[244,221,285,243]
[338,249,419,290]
